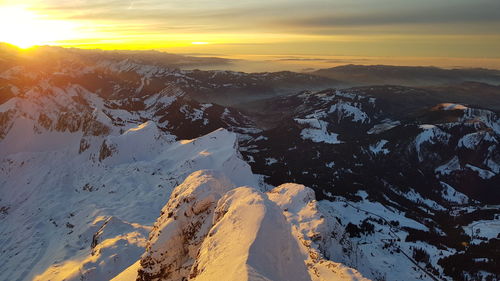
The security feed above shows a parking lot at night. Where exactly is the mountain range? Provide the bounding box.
[1,45,499,281]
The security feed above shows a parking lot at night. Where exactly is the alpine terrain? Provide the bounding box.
[1,45,499,281]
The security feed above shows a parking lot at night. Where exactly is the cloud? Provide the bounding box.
[275,57,332,61]
[272,57,371,64]
[23,0,500,36]
[286,5,500,28]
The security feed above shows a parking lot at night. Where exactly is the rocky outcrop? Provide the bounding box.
[135,171,367,281]
[137,170,235,281]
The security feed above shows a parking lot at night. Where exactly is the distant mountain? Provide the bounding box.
[311,64,500,87]
[424,82,500,112]
[0,42,230,70]
[0,43,338,106]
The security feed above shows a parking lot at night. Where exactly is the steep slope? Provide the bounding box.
[0,122,258,281]
[132,171,367,281]
[136,170,236,281]
[190,186,312,281]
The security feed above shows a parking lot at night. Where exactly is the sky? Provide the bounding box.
[1,0,500,69]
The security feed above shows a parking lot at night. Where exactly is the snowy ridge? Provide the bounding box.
[439,182,470,204]
[133,172,367,281]
[457,131,497,149]
[367,120,400,134]
[435,156,462,176]
[461,108,500,135]
[328,101,370,124]
[191,186,313,281]
[0,83,112,149]
[0,125,259,281]
[415,125,451,162]
[435,155,496,180]
[96,59,172,78]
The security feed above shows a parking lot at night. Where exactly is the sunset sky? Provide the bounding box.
[1,0,500,69]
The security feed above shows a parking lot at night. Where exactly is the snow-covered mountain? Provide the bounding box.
[1,45,499,281]
[240,87,500,280]
[129,170,367,281]
[0,122,259,281]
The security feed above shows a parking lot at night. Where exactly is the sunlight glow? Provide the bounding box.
[0,1,497,65]
[0,6,77,48]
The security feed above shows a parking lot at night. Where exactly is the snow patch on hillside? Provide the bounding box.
[458,131,497,149]
[415,125,451,161]
[369,140,389,155]
[394,188,446,211]
[328,101,369,123]
[295,118,343,144]
[435,156,461,176]
[463,219,500,244]
[367,120,400,134]
[440,182,469,204]
[465,164,495,179]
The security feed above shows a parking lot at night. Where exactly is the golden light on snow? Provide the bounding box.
[127,122,150,132]
[0,6,77,48]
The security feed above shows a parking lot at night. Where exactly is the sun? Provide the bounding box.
[0,5,76,48]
